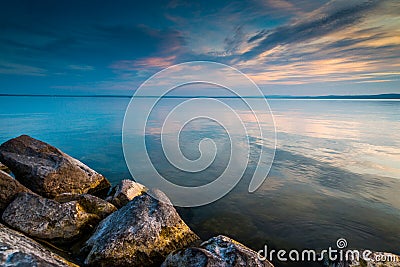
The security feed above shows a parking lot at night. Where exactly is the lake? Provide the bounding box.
[0,96,399,266]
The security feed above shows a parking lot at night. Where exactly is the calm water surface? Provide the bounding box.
[0,96,399,266]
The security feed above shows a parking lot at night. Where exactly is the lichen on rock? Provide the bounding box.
[0,161,10,173]
[105,179,146,208]
[54,193,117,220]
[162,235,274,267]
[84,189,200,267]
[2,192,108,243]
[0,169,32,214]
[0,223,78,267]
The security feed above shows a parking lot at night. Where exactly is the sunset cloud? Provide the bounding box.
[111,56,177,71]
[223,0,400,86]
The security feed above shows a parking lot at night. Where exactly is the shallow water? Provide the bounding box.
[0,96,399,266]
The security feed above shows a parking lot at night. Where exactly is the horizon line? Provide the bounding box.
[0,93,399,99]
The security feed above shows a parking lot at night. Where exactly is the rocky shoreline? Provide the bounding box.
[0,135,398,267]
[0,135,273,267]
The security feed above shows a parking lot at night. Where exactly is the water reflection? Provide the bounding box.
[0,97,399,267]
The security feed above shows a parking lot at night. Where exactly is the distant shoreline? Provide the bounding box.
[0,93,399,99]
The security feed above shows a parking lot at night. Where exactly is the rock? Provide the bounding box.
[162,235,274,267]
[0,161,10,173]
[106,179,146,208]
[0,169,32,213]
[161,247,228,266]
[0,223,78,267]
[84,189,199,267]
[2,192,103,243]
[346,251,400,267]
[55,193,117,220]
[0,135,110,198]
[77,194,117,219]
[52,192,82,203]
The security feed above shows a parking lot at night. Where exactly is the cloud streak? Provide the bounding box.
[111,56,177,71]
[242,0,382,60]
[0,61,46,76]
[210,0,400,86]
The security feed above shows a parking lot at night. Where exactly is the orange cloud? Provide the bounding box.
[233,1,400,85]
[111,56,176,71]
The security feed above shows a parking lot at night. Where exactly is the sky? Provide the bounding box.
[0,0,399,96]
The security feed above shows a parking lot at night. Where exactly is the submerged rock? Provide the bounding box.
[2,192,105,243]
[0,169,32,213]
[0,135,110,198]
[162,235,274,267]
[84,189,199,267]
[106,179,146,208]
[0,223,78,267]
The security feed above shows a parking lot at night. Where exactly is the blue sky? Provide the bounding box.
[0,0,399,96]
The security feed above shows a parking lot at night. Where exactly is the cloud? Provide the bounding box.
[68,64,95,71]
[94,24,186,55]
[245,57,387,84]
[105,23,188,76]
[206,0,400,86]
[239,34,400,84]
[0,61,46,76]
[0,0,398,94]
[110,56,177,71]
[255,0,309,16]
[224,26,246,55]
[242,0,381,60]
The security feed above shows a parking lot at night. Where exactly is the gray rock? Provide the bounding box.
[0,170,32,213]
[162,235,274,267]
[55,193,117,220]
[161,247,228,267]
[105,179,145,208]
[84,189,199,267]
[0,135,110,198]
[2,192,102,243]
[0,223,78,267]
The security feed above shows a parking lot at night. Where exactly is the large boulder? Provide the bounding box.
[0,223,78,267]
[0,135,110,198]
[0,169,32,213]
[2,192,114,243]
[84,189,200,267]
[106,179,146,208]
[162,235,274,267]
